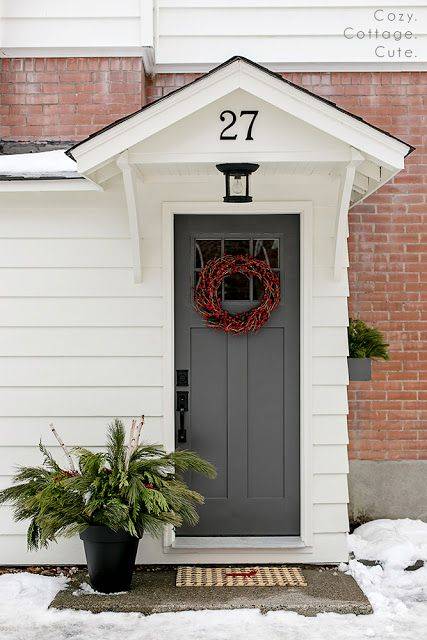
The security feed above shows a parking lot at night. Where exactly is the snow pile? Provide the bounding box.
[345,519,427,618]
[349,519,427,569]
[0,519,426,640]
[0,150,78,176]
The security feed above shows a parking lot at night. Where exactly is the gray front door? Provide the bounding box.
[174,214,300,536]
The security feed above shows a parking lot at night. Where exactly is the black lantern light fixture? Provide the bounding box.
[216,163,259,203]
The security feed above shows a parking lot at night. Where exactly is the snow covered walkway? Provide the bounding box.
[0,519,426,640]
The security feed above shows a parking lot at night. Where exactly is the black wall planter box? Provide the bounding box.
[348,357,372,381]
[80,526,140,593]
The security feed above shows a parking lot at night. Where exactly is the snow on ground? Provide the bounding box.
[0,519,426,640]
[0,149,78,175]
[349,518,427,569]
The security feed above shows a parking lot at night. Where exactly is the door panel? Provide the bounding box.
[174,214,300,536]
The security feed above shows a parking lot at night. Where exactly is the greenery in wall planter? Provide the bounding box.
[0,418,216,593]
[347,318,390,381]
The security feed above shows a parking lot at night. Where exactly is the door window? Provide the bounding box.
[194,237,280,302]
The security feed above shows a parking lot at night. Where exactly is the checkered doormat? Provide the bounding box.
[176,566,307,587]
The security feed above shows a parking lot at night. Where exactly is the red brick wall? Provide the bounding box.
[1,60,426,461]
[0,58,145,141]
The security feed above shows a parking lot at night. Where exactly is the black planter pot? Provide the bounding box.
[80,526,140,593]
[348,357,372,381]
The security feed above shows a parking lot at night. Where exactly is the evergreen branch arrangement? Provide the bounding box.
[0,418,216,550]
[348,318,390,360]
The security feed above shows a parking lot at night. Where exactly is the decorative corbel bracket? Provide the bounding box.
[333,148,364,281]
[117,151,143,283]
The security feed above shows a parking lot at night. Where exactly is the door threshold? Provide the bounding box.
[170,536,306,550]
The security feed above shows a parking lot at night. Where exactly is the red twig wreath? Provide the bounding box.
[194,254,281,334]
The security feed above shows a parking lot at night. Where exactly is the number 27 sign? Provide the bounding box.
[219,110,258,141]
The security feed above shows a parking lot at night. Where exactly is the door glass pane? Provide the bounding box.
[254,239,279,268]
[224,239,250,257]
[195,239,221,268]
[224,273,250,300]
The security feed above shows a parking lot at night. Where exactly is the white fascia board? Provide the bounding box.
[71,59,410,175]
[0,179,102,192]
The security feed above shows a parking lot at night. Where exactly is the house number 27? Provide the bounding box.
[219,110,259,141]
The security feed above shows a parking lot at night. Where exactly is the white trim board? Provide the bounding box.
[155,62,427,73]
[161,200,313,555]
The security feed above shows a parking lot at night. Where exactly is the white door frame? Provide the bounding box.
[162,200,313,553]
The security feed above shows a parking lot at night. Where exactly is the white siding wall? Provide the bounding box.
[0,0,154,52]
[0,172,349,564]
[155,0,426,69]
[1,1,425,68]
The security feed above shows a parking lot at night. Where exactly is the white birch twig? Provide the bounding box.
[49,422,76,472]
[134,415,145,448]
[125,419,136,470]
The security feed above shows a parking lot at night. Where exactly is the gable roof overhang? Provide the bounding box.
[67,57,413,185]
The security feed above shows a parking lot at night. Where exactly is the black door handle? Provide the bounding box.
[178,408,187,443]
[176,391,188,444]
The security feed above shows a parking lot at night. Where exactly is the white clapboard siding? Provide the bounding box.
[0,477,15,492]
[0,416,165,446]
[2,1,140,18]
[0,388,162,417]
[313,327,348,357]
[0,205,130,238]
[0,534,86,565]
[315,206,336,234]
[3,18,141,49]
[0,239,162,269]
[0,239,133,268]
[0,447,93,477]
[313,415,349,445]
[0,299,163,326]
[0,268,163,298]
[313,297,348,327]
[313,504,349,533]
[0,327,163,356]
[314,445,349,475]
[0,508,27,535]
[157,33,427,67]
[313,474,349,504]
[314,237,335,269]
[312,358,348,386]
[0,357,162,387]
[313,386,348,415]
[314,268,350,297]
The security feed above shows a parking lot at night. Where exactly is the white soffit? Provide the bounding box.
[67,57,413,177]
